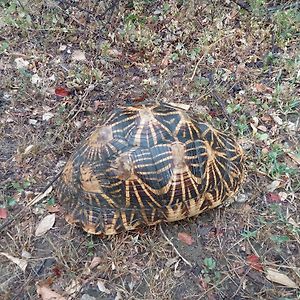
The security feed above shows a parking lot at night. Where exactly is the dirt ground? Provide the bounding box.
[0,1,299,299]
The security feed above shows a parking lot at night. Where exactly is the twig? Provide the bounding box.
[211,89,234,127]
[159,225,193,268]
[190,51,208,82]
[190,34,234,82]
[0,170,62,233]
[268,26,276,77]
[207,73,235,128]
[199,274,230,299]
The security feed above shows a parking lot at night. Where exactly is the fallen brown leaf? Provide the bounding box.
[107,48,123,58]
[35,214,56,236]
[247,254,264,272]
[65,279,81,295]
[55,87,70,97]
[97,279,111,294]
[36,285,66,300]
[266,192,281,203]
[178,232,195,246]
[265,268,299,288]
[266,180,282,192]
[0,207,8,219]
[254,83,273,94]
[89,256,102,270]
[47,205,61,213]
[71,50,86,61]
[257,125,268,132]
[0,252,28,272]
[161,47,172,68]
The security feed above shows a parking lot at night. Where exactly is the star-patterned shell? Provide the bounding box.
[56,102,245,235]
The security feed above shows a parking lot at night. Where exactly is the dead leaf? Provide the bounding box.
[247,254,264,272]
[47,204,60,213]
[55,87,70,97]
[21,250,32,259]
[89,256,102,269]
[250,116,259,135]
[266,192,281,203]
[174,269,186,278]
[29,119,38,125]
[37,285,66,300]
[165,257,178,268]
[271,114,283,125]
[278,192,288,201]
[23,144,34,156]
[65,279,81,295]
[266,180,282,192]
[107,49,123,58]
[42,112,54,121]
[257,125,268,132]
[161,48,172,68]
[59,44,67,51]
[71,50,86,61]
[35,214,56,236]
[260,114,273,123]
[114,291,122,300]
[0,207,8,219]
[265,268,299,288]
[97,280,111,294]
[31,74,42,85]
[178,232,195,246]
[74,120,83,129]
[15,57,29,69]
[254,83,273,94]
[0,252,28,272]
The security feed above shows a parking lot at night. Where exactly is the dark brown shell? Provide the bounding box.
[56,102,245,235]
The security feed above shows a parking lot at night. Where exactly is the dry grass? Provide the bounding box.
[0,0,299,299]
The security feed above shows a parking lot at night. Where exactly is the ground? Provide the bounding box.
[0,1,299,299]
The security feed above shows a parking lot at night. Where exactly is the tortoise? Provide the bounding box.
[56,102,245,235]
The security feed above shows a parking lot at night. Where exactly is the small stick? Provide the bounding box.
[0,170,62,233]
[159,225,193,268]
[207,74,235,127]
[190,34,234,82]
[268,27,275,77]
[210,89,234,127]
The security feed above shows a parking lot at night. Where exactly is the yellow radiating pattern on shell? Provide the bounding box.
[56,102,245,235]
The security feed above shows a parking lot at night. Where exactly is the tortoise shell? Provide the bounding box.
[56,102,245,235]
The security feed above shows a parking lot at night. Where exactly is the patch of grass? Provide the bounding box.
[249,0,266,14]
[273,9,300,44]
[0,1,32,30]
